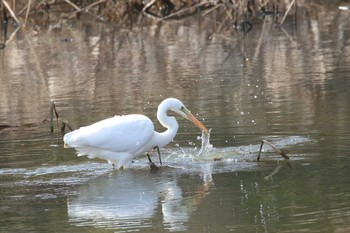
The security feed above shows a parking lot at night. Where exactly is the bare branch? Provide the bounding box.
[257,140,289,161]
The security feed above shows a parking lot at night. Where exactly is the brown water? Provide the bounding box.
[1,7,350,233]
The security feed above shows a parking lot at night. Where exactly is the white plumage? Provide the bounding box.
[63,98,208,169]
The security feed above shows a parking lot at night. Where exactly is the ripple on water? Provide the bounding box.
[0,135,313,188]
[0,162,111,187]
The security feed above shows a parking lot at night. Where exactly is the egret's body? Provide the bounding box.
[63,98,208,169]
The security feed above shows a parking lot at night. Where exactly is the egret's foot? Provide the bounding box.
[150,162,160,171]
[147,153,160,170]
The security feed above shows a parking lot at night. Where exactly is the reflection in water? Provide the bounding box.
[1,7,349,148]
[1,3,350,232]
[66,136,306,231]
[68,169,212,231]
[68,172,158,229]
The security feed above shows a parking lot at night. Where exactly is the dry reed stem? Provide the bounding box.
[68,0,108,17]
[23,0,32,28]
[4,26,20,45]
[64,0,82,11]
[280,0,296,25]
[162,1,211,20]
[202,3,224,17]
[2,0,21,25]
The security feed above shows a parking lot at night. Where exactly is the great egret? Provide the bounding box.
[63,98,209,169]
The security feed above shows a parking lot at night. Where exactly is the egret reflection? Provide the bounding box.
[67,135,309,230]
[67,168,212,231]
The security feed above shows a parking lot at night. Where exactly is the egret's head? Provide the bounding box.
[163,98,209,134]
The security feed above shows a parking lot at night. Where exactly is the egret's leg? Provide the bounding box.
[147,153,159,170]
[108,160,116,169]
[155,146,162,166]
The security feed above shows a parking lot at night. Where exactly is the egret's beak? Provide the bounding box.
[187,113,209,134]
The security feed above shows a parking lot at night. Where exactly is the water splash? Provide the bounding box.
[196,130,213,156]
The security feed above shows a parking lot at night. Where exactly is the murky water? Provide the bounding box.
[1,6,350,233]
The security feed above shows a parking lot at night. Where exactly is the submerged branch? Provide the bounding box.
[61,121,74,133]
[50,101,59,133]
[257,140,289,161]
[50,101,75,134]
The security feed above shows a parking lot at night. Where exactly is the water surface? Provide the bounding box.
[1,7,350,232]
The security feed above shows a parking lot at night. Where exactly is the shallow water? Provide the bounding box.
[1,6,350,233]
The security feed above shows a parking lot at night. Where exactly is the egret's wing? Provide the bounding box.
[64,114,154,153]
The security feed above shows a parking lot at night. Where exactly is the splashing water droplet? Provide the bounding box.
[196,129,213,156]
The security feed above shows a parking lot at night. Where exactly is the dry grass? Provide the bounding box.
[0,0,340,44]
[0,0,303,27]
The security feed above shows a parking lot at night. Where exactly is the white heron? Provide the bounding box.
[63,98,209,169]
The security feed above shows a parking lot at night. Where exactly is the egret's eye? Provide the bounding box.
[180,106,185,110]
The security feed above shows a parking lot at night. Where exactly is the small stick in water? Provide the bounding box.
[257,140,289,161]
[50,102,55,132]
[61,121,74,133]
[50,101,59,133]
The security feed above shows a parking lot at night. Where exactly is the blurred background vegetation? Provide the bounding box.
[0,0,348,31]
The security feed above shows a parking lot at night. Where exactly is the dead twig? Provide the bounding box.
[50,101,59,133]
[3,25,20,46]
[279,0,295,25]
[63,0,81,11]
[162,1,211,20]
[257,140,289,161]
[2,0,21,26]
[23,0,32,28]
[68,0,108,17]
[202,3,224,17]
[49,102,74,134]
[61,121,73,133]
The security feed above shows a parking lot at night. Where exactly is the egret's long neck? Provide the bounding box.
[154,104,179,148]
